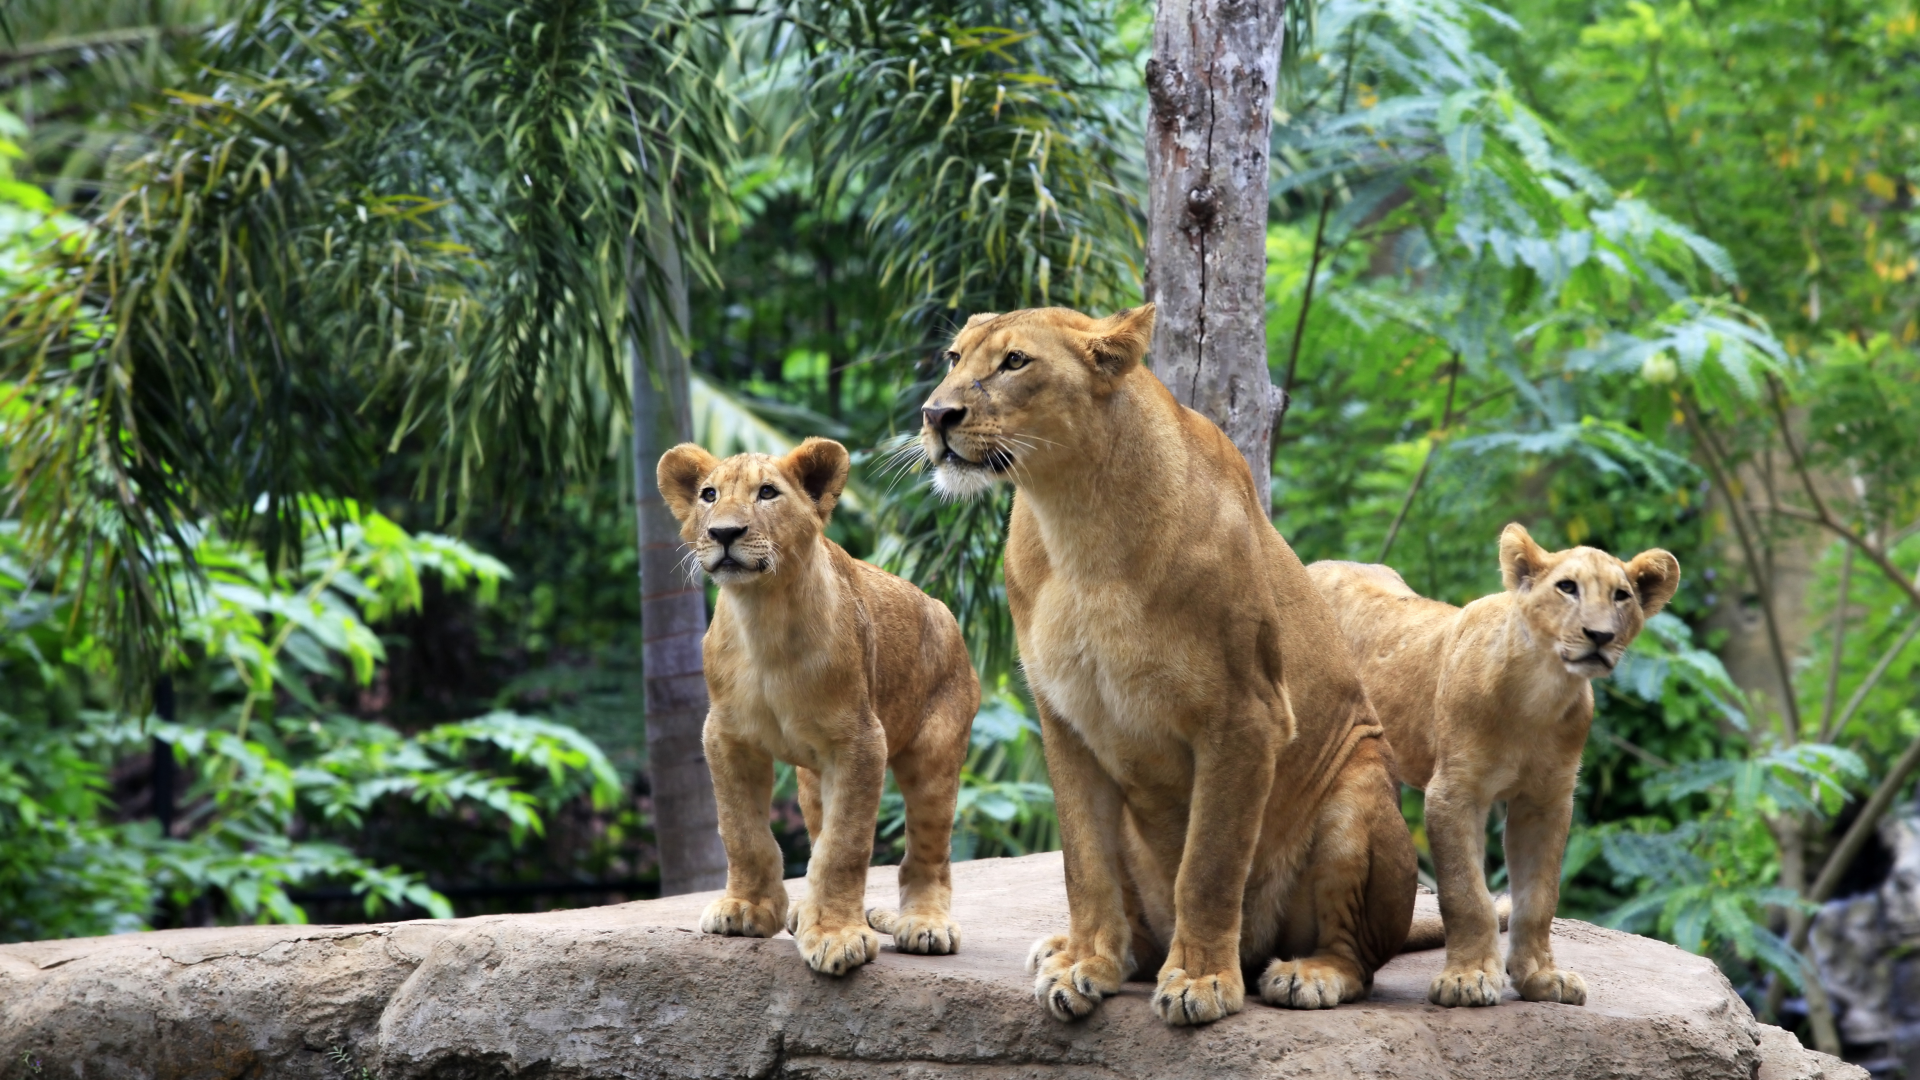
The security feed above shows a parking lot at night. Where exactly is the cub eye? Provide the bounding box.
[944,351,960,370]
[1614,588,1632,602]
[699,487,717,503]
[758,483,779,500]
[1003,350,1032,371]
[1556,580,1578,596]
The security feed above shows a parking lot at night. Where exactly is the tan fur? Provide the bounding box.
[918,305,1417,1026]
[1309,526,1679,1007]
[657,438,979,976]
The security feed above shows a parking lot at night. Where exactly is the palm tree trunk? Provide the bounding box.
[632,227,729,897]
[1144,0,1289,517]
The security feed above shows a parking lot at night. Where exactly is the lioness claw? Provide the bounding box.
[1429,968,1505,1007]
[867,908,961,954]
[698,896,782,938]
[1519,967,1587,1005]
[1152,966,1244,1026]
[1260,958,1353,1010]
[1029,936,1120,1021]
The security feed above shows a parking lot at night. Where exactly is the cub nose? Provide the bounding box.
[922,405,966,432]
[709,525,747,546]
[1583,628,1616,646]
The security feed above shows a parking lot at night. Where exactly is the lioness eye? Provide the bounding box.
[1003,350,1031,371]
[699,487,717,503]
[1614,588,1631,602]
[944,350,960,370]
[758,483,778,500]
[1556,579,1578,596]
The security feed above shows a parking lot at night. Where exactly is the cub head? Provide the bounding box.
[656,438,851,586]
[919,303,1156,499]
[1499,523,1681,678]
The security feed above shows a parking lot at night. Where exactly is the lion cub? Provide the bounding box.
[1309,525,1678,1008]
[657,438,979,976]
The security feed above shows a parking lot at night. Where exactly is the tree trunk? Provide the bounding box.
[632,227,729,897]
[1144,0,1287,517]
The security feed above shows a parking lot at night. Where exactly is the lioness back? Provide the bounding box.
[1305,561,1462,787]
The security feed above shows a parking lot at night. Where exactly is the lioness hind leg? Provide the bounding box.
[1261,744,1414,1010]
[866,680,973,956]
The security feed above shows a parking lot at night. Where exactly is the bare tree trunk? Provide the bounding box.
[632,227,728,897]
[1144,0,1287,517]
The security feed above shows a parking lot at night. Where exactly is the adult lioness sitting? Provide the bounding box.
[1309,526,1679,1008]
[920,304,1416,1026]
[657,439,979,976]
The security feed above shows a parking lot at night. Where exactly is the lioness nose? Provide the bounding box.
[1583,628,1615,646]
[922,404,966,432]
[709,525,747,546]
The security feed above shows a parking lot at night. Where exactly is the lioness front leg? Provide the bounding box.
[1505,786,1586,1005]
[1152,721,1274,1026]
[1027,703,1134,1021]
[788,723,886,976]
[700,722,788,938]
[867,695,970,955]
[1425,773,1505,1007]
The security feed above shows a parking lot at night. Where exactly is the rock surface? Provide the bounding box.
[1,851,1864,1080]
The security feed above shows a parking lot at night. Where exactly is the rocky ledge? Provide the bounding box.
[0,851,1863,1080]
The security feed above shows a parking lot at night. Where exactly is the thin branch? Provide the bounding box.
[1801,732,1920,918]
[1380,354,1459,564]
[1682,399,1803,742]
[1826,615,1920,743]
[1817,543,1853,739]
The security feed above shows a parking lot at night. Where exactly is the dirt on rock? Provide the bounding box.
[0,851,1864,1080]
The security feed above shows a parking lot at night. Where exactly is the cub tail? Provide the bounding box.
[1403,890,1511,952]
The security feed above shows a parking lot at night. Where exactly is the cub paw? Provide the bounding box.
[1027,935,1123,1022]
[1518,968,1587,1005]
[790,899,880,976]
[698,896,783,938]
[1429,966,1506,1007]
[1152,966,1245,1026]
[1259,958,1357,1010]
[868,908,961,955]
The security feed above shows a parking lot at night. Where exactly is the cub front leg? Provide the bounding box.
[700,720,788,938]
[1504,786,1586,1005]
[1424,772,1505,1007]
[789,721,887,976]
[1153,721,1274,1026]
[1027,702,1134,1021]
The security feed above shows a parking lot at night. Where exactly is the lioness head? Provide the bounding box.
[1499,523,1681,678]
[918,304,1156,499]
[656,438,851,586]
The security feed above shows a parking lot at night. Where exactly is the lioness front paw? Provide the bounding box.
[1518,967,1587,1005]
[1260,958,1358,1010]
[1429,965,1506,1007]
[699,895,783,938]
[1152,965,1245,1025]
[790,900,880,976]
[1026,935,1123,1022]
[867,908,961,955]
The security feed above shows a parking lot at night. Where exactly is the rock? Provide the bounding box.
[1811,812,1920,1074]
[1,851,1864,1080]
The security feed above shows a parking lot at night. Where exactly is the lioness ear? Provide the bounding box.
[657,444,720,524]
[963,311,1000,329]
[1086,303,1156,376]
[781,437,851,521]
[1499,523,1551,592]
[1626,549,1681,617]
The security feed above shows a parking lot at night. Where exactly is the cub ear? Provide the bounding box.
[1499,523,1551,592]
[1626,549,1681,617]
[1086,303,1156,376]
[781,437,851,521]
[657,443,719,524]
[962,311,1001,329]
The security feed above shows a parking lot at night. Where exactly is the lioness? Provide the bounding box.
[657,438,979,976]
[919,304,1416,1026]
[1309,525,1679,1007]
